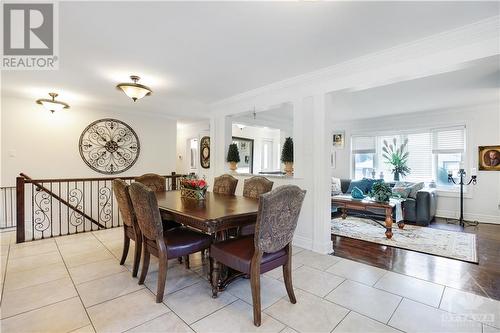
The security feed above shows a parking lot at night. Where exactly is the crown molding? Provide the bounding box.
[210,16,500,111]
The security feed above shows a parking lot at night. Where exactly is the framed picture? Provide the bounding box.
[478,145,500,171]
[332,131,345,149]
[232,136,254,173]
[200,136,210,169]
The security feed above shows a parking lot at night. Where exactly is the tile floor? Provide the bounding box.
[0,228,499,333]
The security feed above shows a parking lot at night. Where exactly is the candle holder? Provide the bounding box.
[447,168,478,228]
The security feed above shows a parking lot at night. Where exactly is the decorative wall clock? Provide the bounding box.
[79,118,140,174]
[200,136,210,169]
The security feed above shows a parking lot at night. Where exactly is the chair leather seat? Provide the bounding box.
[211,236,287,274]
[145,228,211,259]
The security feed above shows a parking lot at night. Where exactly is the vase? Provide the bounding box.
[284,162,294,176]
[394,172,400,181]
[229,162,238,171]
[180,187,206,200]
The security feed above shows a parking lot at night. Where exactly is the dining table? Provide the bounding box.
[155,190,259,290]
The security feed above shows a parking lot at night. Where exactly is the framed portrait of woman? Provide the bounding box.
[478,145,500,171]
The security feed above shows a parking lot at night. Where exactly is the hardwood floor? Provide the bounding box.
[331,217,500,301]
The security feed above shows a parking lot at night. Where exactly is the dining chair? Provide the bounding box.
[213,174,238,195]
[135,173,181,231]
[128,182,212,303]
[239,176,274,236]
[112,179,142,277]
[210,185,306,326]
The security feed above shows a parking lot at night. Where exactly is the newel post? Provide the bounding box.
[16,176,25,243]
[171,172,177,190]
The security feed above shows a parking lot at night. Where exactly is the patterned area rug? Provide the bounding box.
[331,217,478,263]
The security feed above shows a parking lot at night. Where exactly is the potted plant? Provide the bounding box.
[281,137,294,176]
[369,181,392,203]
[180,176,208,200]
[226,143,240,171]
[382,138,410,181]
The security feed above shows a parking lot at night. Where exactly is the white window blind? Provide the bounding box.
[432,126,465,154]
[352,136,376,153]
[406,132,433,182]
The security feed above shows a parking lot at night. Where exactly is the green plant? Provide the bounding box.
[369,181,392,203]
[382,138,411,180]
[226,143,240,163]
[281,137,294,163]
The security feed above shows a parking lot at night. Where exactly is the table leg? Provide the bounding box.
[341,208,347,219]
[385,207,393,239]
[398,221,405,229]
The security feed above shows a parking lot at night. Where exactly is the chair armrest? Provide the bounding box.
[415,189,437,226]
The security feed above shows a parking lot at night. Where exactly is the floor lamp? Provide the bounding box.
[447,168,478,228]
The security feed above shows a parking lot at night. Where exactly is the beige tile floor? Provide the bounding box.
[0,227,499,333]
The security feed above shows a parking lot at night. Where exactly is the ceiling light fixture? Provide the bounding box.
[36,92,70,113]
[116,75,152,102]
[235,123,246,130]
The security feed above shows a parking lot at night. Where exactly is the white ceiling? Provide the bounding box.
[328,56,500,122]
[2,1,498,119]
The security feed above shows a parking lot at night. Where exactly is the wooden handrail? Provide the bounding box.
[19,172,186,183]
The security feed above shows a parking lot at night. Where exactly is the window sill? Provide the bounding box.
[435,188,472,199]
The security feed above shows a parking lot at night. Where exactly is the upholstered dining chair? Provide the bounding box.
[210,185,306,326]
[135,173,181,231]
[112,179,142,277]
[135,173,167,192]
[212,174,238,195]
[239,176,274,236]
[128,182,212,303]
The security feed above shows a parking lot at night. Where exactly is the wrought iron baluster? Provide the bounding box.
[31,184,34,241]
[50,182,53,237]
[66,182,70,235]
[58,182,62,236]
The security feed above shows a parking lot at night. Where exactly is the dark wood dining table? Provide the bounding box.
[155,190,259,289]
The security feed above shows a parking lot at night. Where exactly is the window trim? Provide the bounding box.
[350,125,466,190]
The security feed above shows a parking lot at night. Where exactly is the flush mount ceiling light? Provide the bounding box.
[36,92,70,113]
[116,75,152,102]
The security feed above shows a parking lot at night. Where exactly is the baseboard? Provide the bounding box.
[292,234,313,251]
[436,210,500,224]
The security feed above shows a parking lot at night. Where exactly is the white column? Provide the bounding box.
[311,93,334,254]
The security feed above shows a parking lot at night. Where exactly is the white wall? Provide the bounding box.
[1,97,178,186]
[176,121,211,179]
[331,104,500,224]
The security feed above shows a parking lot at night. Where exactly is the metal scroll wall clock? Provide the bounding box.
[79,118,140,174]
[200,136,210,169]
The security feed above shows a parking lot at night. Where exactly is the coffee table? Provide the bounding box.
[331,195,404,239]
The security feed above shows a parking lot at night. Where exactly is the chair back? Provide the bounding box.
[254,185,306,253]
[243,176,273,199]
[112,179,135,227]
[128,182,163,241]
[135,173,166,192]
[213,174,238,195]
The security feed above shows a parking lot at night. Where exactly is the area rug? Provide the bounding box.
[331,217,478,263]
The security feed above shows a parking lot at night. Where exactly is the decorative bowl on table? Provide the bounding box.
[180,178,208,200]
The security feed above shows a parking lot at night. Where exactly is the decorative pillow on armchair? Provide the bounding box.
[393,181,425,199]
[331,177,342,195]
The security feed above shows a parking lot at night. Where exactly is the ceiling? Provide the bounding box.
[2,1,498,120]
[328,56,500,122]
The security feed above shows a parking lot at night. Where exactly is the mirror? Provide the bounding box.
[229,103,293,176]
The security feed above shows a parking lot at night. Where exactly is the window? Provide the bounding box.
[351,126,465,189]
[352,136,376,179]
[261,139,273,172]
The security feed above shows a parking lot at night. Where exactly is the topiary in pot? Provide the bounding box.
[227,143,240,171]
[281,137,294,176]
[369,181,392,203]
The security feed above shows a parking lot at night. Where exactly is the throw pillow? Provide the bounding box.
[347,178,378,194]
[331,177,342,195]
[408,182,424,199]
[392,184,411,198]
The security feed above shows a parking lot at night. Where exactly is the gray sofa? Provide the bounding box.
[337,179,437,226]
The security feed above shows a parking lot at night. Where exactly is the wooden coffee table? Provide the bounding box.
[331,195,404,239]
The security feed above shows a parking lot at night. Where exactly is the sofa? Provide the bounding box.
[334,178,437,226]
